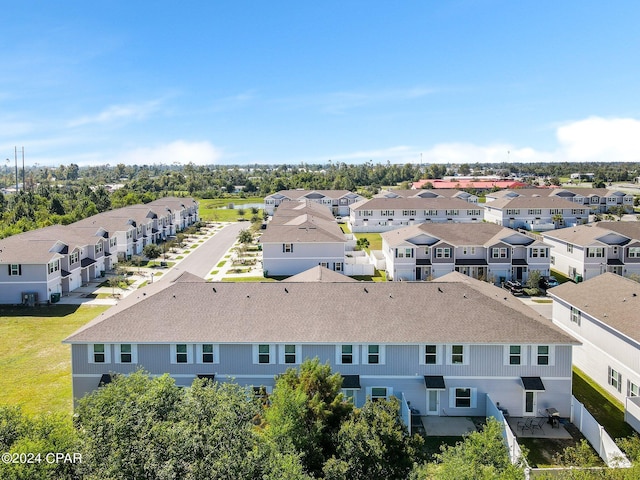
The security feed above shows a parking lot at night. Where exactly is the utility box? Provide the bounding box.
[22,292,38,307]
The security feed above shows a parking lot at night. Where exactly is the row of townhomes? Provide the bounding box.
[542,222,640,282]
[64,269,579,421]
[263,189,364,216]
[548,273,640,432]
[381,223,551,283]
[260,201,373,277]
[0,197,198,305]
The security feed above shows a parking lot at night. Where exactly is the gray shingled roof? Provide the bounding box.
[284,266,358,282]
[260,202,346,243]
[549,272,640,343]
[351,197,480,211]
[596,222,640,241]
[486,196,584,210]
[542,224,630,246]
[64,272,576,345]
[268,190,354,200]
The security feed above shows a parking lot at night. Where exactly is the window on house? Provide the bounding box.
[320,262,329,268]
[528,209,542,215]
[258,344,271,364]
[48,260,60,274]
[628,247,640,258]
[369,387,390,401]
[550,255,555,265]
[70,251,79,264]
[467,210,481,216]
[454,388,472,408]
[531,248,548,258]
[445,210,459,216]
[368,345,380,364]
[283,344,297,364]
[95,243,103,255]
[424,345,437,364]
[609,367,622,392]
[334,262,343,272]
[509,345,521,365]
[587,247,604,258]
[629,381,639,397]
[492,248,507,258]
[341,345,354,364]
[9,264,22,276]
[176,344,188,363]
[93,344,106,363]
[537,346,549,365]
[424,209,438,216]
[202,344,214,363]
[451,345,464,364]
[119,344,132,363]
[462,247,476,255]
[567,244,574,253]
[436,248,451,258]
[570,307,581,325]
[283,244,293,253]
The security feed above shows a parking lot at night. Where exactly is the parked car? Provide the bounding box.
[539,275,560,290]
[504,280,524,296]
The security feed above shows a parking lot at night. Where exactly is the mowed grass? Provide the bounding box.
[0,304,109,415]
[353,232,382,251]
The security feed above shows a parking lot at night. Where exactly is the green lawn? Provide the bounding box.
[0,304,109,414]
[550,269,572,284]
[354,232,383,251]
[339,222,351,234]
[572,367,634,440]
[198,196,264,222]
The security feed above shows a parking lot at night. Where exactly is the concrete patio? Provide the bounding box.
[507,416,572,439]
[421,416,479,436]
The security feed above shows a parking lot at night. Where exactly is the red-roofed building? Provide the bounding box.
[412,179,528,190]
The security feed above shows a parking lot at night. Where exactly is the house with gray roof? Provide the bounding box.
[375,188,479,204]
[349,197,484,233]
[548,273,640,432]
[381,222,551,283]
[260,201,362,276]
[264,190,364,216]
[484,196,589,231]
[542,223,640,282]
[64,270,578,420]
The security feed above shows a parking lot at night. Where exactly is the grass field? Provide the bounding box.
[198,196,264,222]
[0,304,109,414]
[353,232,383,251]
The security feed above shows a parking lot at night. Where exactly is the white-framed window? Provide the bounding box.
[171,344,193,364]
[402,210,416,216]
[337,344,359,365]
[608,367,622,392]
[279,344,301,364]
[116,344,137,364]
[381,210,395,216]
[89,343,111,364]
[421,344,440,365]
[48,260,60,274]
[530,248,548,258]
[550,255,555,265]
[359,210,373,217]
[492,247,507,258]
[283,244,293,253]
[566,244,574,253]
[342,389,358,404]
[628,381,639,397]
[462,247,476,255]
[628,247,640,258]
[448,345,466,365]
[197,344,219,364]
[334,262,343,272]
[506,345,524,365]
[109,237,117,248]
[550,208,562,215]
[587,247,604,258]
[367,386,393,401]
[570,307,581,326]
[467,210,481,216]
[320,262,329,268]
[435,248,451,259]
[9,264,21,276]
[364,344,385,365]
[535,345,554,366]
[450,387,477,408]
[424,209,438,216]
[95,242,103,255]
[70,251,79,264]
[126,230,133,239]
[253,344,276,364]
[506,209,521,215]
[528,209,542,215]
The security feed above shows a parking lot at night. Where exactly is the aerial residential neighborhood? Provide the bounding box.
[4,2,640,478]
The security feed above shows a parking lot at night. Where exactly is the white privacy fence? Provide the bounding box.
[624,396,640,434]
[571,395,631,468]
[400,393,411,435]
[486,394,527,466]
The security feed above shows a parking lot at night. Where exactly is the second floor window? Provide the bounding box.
[628,247,640,258]
[95,243,103,255]
[537,346,549,365]
[202,344,214,363]
[368,345,380,364]
[509,345,521,365]
[340,344,354,364]
[587,247,604,258]
[283,244,293,253]
[451,345,465,364]
[70,251,79,264]
[9,264,22,276]
[283,344,298,364]
[570,307,581,325]
[492,248,507,258]
[92,344,106,363]
[608,367,622,392]
[435,248,451,259]
[176,344,188,363]
[424,345,437,364]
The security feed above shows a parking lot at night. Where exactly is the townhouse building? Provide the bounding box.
[381,222,551,283]
[260,201,354,276]
[484,196,589,231]
[264,190,364,216]
[375,188,479,204]
[0,196,199,304]
[64,270,578,420]
[542,223,640,282]
[349,197,484,233]
[549,274,640,432]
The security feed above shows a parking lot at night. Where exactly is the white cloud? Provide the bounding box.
[68,99,162,127]
[556,116,640,162]
[115,140,223,166]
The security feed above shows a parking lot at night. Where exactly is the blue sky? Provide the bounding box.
[2,1,640,167]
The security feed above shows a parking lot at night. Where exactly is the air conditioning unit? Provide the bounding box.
[22,292,38,307]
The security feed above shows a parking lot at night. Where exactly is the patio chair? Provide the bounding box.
[530,417,546,435]
[517,418,533,434]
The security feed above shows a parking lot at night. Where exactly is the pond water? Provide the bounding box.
[219,203,264,210]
